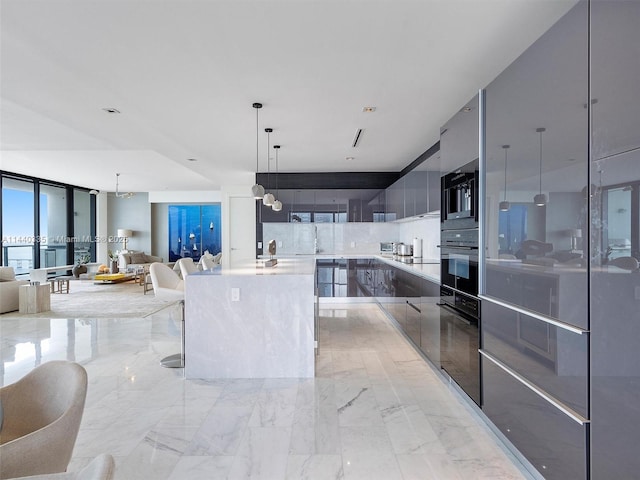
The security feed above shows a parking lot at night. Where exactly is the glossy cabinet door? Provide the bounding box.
[480,2,590,477]
[483,0,588,328]
[403,270,422,347]
[440,95,479,175]
[482,356,588,480]
[427,170,441,213]
[419,278,440,368]
[590,5,640,476]
[590,0,640,160]
[385,177,405,221]
[482,300,588,417]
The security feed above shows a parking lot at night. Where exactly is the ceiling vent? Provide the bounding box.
[352,128,364,148]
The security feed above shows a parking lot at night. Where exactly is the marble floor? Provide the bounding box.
[0,302,533,479]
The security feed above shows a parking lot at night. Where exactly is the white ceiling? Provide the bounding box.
[0,0,577,194]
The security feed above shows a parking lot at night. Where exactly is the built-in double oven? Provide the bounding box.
[439,159,481,405]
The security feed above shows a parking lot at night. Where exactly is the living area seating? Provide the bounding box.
[176,258,199,278]
[199,252,222,271]
[118,251,163,270]
[0,266,29,314]
[0,361,88,479]
[149,263,184,301]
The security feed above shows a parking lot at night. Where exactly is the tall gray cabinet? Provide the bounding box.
[479,0,640,477]
[589,1,640,478]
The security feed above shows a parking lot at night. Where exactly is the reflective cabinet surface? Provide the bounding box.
[590,2,640,477]
[483,0,589,329]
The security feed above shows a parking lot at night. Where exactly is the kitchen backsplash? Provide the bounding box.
[263,216,440,257]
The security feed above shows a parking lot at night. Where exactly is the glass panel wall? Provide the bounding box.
[73,189,93,263]
[39,183,68,267]
[1,172,96,272]
[2,177,35,274]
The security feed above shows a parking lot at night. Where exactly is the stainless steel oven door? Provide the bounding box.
[440,245,478,296]
[439,298,480,405]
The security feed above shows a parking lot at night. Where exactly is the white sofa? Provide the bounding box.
[118,251,163,271]
[0,267,29,314]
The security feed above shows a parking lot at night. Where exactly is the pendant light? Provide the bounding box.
[499,145,510,211]
[251,103,265,199]
[263,128,275,206]
[115,173,134,198]
[534,127,547,207]
[272,145,283,212]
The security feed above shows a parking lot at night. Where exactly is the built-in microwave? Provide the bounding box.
[441,159,479,230]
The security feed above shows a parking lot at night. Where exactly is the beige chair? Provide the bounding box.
[609,256,639,271]
[149,262,184,301]
[0,361,88,479]
[199,255,217,271]
[16,454,115,480]
[177,257,199,278]
[0,266,29,314]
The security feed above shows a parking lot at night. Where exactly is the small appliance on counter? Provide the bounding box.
[380,242,395,255]
[412,237,422,258]
[397,243,413,256]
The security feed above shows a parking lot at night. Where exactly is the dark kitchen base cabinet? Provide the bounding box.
[481,357,588,480]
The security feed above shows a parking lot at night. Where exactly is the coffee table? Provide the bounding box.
[94,273,135,284]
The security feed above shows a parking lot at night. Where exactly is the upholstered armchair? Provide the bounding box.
[0,361,88,479]
[177,258,199,278]
[149,262,184,301]
[0,266,29,314]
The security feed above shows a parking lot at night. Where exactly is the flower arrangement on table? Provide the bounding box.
[107,250,119,273]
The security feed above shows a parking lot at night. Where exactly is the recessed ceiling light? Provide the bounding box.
[187,158,198,162]
[102,107,120,114]
[346,156,355,161]
[362,106,376,113]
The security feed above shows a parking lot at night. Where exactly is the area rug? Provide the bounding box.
[0,279,177,319]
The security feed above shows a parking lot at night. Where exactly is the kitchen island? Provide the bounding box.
[184,257,315,379]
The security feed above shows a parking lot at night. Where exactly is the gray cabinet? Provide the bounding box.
[440,95,479,175]
[590,4,640,478]
[480,1,591,477]
[482,355,588,480]
[384,155,441,221]
[483,0,588,318]
[591,0,640,161]
[419,278,441,368]
[385,177,404,221]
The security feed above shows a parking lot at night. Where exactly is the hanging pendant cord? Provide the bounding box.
[503,146,508,201]
[266,129,271,190]
[538,129,544,195]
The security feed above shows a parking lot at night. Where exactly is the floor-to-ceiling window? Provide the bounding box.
[39,183,68,268]
[73,189,93,263]
[1,176,35,275]
[1,172,96,273]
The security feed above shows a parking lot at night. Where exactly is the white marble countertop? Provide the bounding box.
[257,253,441,283]
[192,257,316,276]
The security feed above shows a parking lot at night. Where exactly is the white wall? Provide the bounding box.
[398,215,441,260]
[263,217,441,258]
[106,193,151,261]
